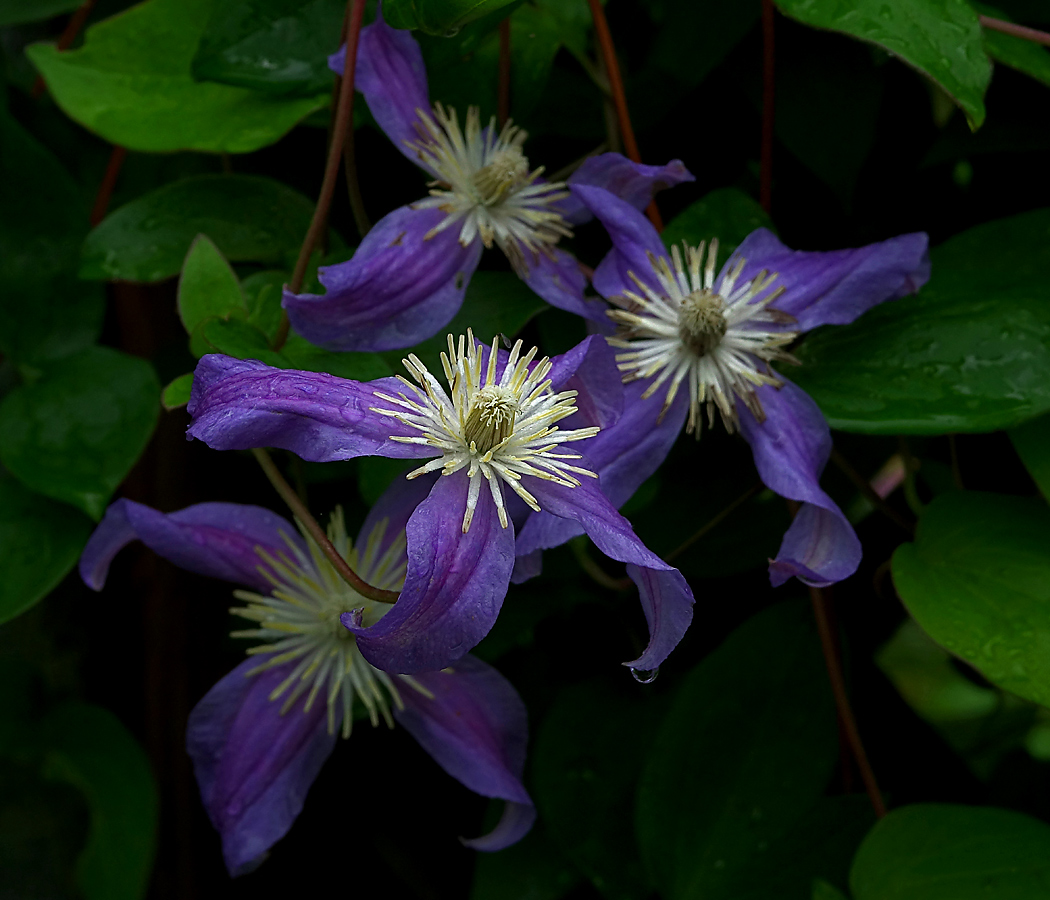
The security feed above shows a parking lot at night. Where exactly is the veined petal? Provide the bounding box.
[79,499,303,594]
[561,153,694,225]
[187,658,337,876]
[623,564,694,673]
[547,334,624,431]
[520,246,614,326]
[738,380,861,587]
[726,228,930,333]
[187,355,436,462]
[284,204,482,352]
[343,472,515,674]
[395,654,533,850]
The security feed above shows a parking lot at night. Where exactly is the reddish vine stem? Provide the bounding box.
[89,144,127,226]
[498,18,512,127]
[252,449,399,604]
[828,446,915,536]
[980,15,1050,47]
[586,0,663,231]
[31,0,99,97]
[760,0,776,214]
[809,586,887,818]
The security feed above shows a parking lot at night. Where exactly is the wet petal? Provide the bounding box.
[624,564,694,673]
[396,654,533,850]
[343,473,515,674]
[521,247,613,327]
[562,153,694,225]
[284,204,482,352]
[187,354,436,463]
[737,380,861,587]
[187,659,337,876]
[727,228,930,333]
[79,499,303,594]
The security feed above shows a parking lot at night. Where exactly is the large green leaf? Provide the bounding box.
[0,476,92,625]
[177,234,246,334]
[384,0,520,36]
[772,0,991,129]
[0,347,160,520]
[470,825,583,900]
[81,175,317,282]
[850,804,1050,899]
[636,601,838,900]
[661,188,774,261]
[25,0,329,153]
[892,491,1050,707]
[0,0,79,26]
[192,0,345,96]
[974,3,1050,88]
[791,209,1050,434]
[40,703,158,900]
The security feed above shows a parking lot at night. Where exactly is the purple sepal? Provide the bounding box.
[510,549,542,584]
[187,659,338,876]
[624,564,694,672]
[79,499,303,594]
[520,247,612,326]
[561,154,694,225]
[396,654,533,850]
[344,473,516,674]
[547,334,623,430]
[462,802,538,851]
[738,380,861,587]
[283,204,482,352]
[727,229,931,333]
[355,471,438,579]
[187,355,434,462]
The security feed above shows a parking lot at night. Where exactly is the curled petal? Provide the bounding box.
[738,380,861,587]
[623,564,694,673]
[284,204,482,352]
[547,334,623,430]
[79,499,302,594]
[395,654,533,850]
[187,355,435,463]
[187,659,338,876]
[521,247,614,327]
[561,153,694,225]
[343,473,515,674]
[727,228,930,333]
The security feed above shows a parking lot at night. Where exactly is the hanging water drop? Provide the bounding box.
[632,666,659,684]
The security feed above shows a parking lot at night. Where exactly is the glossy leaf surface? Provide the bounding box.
[661,188,775,260]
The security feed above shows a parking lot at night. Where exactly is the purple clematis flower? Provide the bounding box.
[79,477,535,875]
[281,9,693,352]
[186,331,694,677]
[565,184,931,588]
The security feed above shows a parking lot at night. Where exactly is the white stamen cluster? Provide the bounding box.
[609,240,800,434]
[372,330,600,533]
[231,510,425,738]
[408,104,572,272]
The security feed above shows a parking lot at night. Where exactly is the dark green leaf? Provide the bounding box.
[470,825,583,900]
[850,804,1050,899]
[892,491,1050,707]
[161,373,194,411]
[242,269,288,342]
[1009,413,1050,499]
[772,0,991,129]
[974,3,1050,88]
[177,234,246,334]
[0,476,92,625]
[192,0,345,96]
[0,0,80,26]
[198,318,285,365]
[791,209,1050,434]
[637,601,838,900]
[281,334,393,381]
[661,189,774,260]
[0,347,160,520]
[814,879,850,900]
[81,175,317,282]
[384,0,520,36]
[40,703,158,900]
[26,0,329,153]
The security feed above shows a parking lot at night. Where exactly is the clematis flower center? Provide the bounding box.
[607,240,800,435]
[230,509,426,738]
[407,104,573,272]
[371,330,600,533]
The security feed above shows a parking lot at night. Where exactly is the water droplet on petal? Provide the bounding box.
[632,666,659,684]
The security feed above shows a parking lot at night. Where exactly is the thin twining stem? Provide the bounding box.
[252,448,399,604]
[980,15,1050,47]
[829,446,915,537]
[665,481,764,565]
[90,145,127,226]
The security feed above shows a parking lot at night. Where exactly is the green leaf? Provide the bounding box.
[534,678,670,899]
[791,209,1050,434]
[0,476,92,625]
[81,174,317,282]
[281,334,393,381]
[661,188,774,260]
[384,0,521,36]
[197,317,286,365]
[1009,413,1050,499]
[40,703,158,900]
[0,347,160,520]
[892,491,1050,707]
[242,269,289,342]
[161,373,194,411]
[0,0,80,26]
[177,234,246,334]
[814,879,850,900]
[25,0,329,153]
[772,0,991,129]
[850,804,1050,899]
[192,0,345,96]
[470,825,583,900]
[974,3,1050,88]
[636,601,838,900]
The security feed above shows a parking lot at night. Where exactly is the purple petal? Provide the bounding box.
[395,654,533,850]
[520,247,612,327]
[187,659,337,875]
[562,153,694,225]
[187,354,434,462]
[79,499,303,594]
[737,380,861,587]
[727,228,930,333]
[284,204,482,352]
[355,471,438,581]
[510,549,543,584]
[624,564,694,673]
[343,473,516,674]
[547,334,623,430]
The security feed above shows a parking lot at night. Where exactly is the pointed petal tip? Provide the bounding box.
[459,800,537,852]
